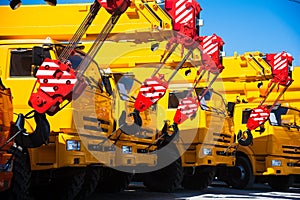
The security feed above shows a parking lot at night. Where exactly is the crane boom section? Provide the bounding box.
[0,1,172,40]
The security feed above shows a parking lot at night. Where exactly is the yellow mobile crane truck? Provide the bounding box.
[216,51,298,191]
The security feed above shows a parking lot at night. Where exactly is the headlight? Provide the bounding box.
[271,160,282,167]
[122,146,132,154]
[66,140,81,151]
[202,148,212,156]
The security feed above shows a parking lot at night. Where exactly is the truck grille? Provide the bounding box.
[282,145,300,155]
[88,144,115,152]
[282,145,300,167]
[216,150,235,156]
[213,132,232,145]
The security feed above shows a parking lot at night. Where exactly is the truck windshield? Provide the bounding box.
[195,88,227,116]
[55,44,86,70]
[269,106,300,127]
[167,88,226,116]
[114,73,139,102]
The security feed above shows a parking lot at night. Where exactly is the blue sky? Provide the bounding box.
[2,0,299,65]
[199,0,300,66]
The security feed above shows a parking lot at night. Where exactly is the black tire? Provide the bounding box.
[182,167,216,190]
[226,156,254,189]
[237,130,253,146]
[36,167,86,200]
[97,168,132,193]
[58,168,86,200]
[75,166,103,200]
[10,147,32,200]
[0,189,10,199]
[143,142,182,193]
[268,175,293,191]
[143,158,183,193]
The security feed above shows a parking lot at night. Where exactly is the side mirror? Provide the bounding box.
[32,46,45,66]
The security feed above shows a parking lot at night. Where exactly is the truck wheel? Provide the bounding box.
[226,156,254,189]
[75,166,103,200]
[10,147,32,200]
[237,130,253,146]
[182,167,216,190]
[30,167,86,200]
[268,175,293,191]
[97,168,132,192]
[39,167,86,200]
[143,158,183,192]
[59,168,86,200]
[0,189,10,199]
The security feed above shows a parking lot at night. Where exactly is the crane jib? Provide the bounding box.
[59,1,102,63]
[77,13,122,77]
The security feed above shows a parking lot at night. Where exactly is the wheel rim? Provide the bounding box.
[232,165,246,181]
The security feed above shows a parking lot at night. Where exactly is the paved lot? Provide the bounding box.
[89,182,300,200]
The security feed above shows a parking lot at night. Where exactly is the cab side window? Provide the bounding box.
[168,91,188,109]
[10,48,51,77]
[10,49,33,76]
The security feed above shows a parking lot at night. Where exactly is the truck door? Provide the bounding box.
[4,46,51,112]
[234,104,269,154]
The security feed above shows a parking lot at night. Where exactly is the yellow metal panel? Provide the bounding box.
[221,51,273,82]
[142,0,172,29]
[0,1,172,40]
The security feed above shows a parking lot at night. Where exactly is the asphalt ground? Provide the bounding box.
[89,182,300,200]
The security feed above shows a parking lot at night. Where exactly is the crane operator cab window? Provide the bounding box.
[10,48,51,77]
[168,88,212,110]
[168,90,188,109]
[67,52,84,70]
[195,87,212,111]
[54,45,86,70]
[116,74,136,102]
